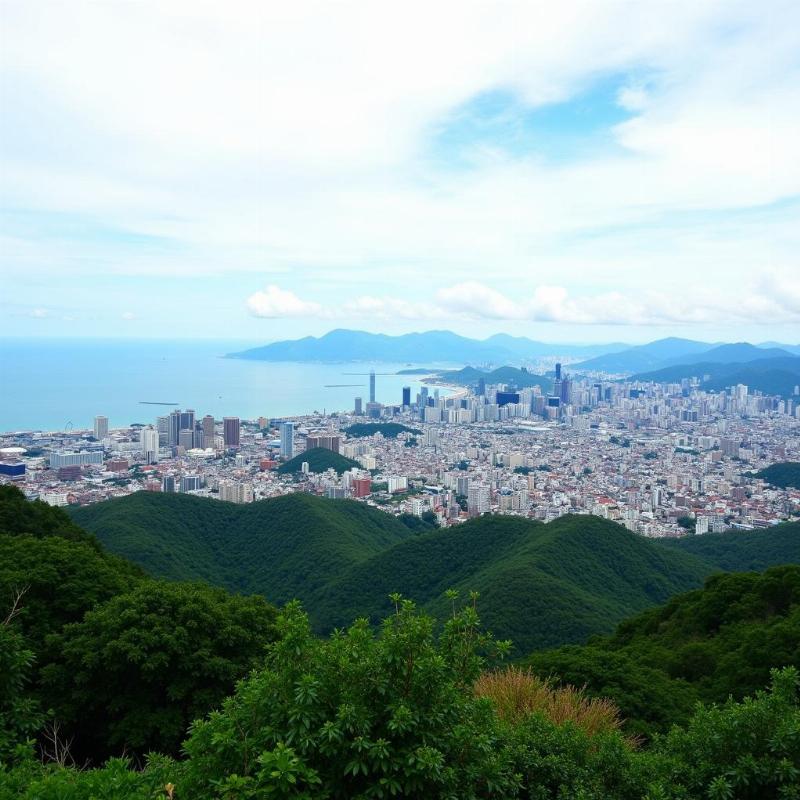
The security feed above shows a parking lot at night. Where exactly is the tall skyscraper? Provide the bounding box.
[280,421,294,459]
[354,397,363,415]
[141,426,159,463]
[402,386,411,407]
[369,370,376,403]
[555,363,562,381]
[168,409,181,445]
[157,415,170,446]
[223,416,240,448]
[93,415,108,439]
[179,428,194,451]
[202,415,215,442]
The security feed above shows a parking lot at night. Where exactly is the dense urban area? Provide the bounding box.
[2,364,798,538]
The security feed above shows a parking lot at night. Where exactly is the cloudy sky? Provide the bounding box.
[1,0,799,344]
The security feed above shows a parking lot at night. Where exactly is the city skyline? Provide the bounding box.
[2,2,799,343]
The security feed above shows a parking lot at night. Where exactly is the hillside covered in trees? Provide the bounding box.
[525,565,800,739]
[71,491,800,655]
[755,461,800,489]
[3,484,800,797]
[277,446,361,475]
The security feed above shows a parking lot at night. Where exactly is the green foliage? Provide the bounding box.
[664,520,800,572]
[41,581,277,760]
[397,513,438,533]
[755,461,800,489]
[0,625,42,768]
[676,515,694,531]
[0,754,178,800]
[181,599,519,799]
[0,485,95,545]
[71,492,414,607]
[0,535,142,656]
[309,514,710,655]
[525,566,800,738]
[645,667,800,799]
[343,423,420,439]
[278,447,361,475]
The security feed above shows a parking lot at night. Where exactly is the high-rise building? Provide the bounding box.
[202,415,215,442]
[168,410,181,445]
[179,428,195,451]
[555,363,562,381]
[162,475,176,493]
[476,378,486,397]
[49,451,103,468]
[369,370,376,403]
[180,409,195,434]
[280,421,294,459]
[141,427,159,463]
[157,416,170,446]
[402,386,411,407]
[223,416,240,448]
[94,415,108,439]
[354,397,363,415]
[180,474,201,493]
[306,434,341,453]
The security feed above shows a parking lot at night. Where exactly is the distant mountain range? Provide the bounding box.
[632,356,800,397]
[69,492,800,655]
[227,329,628,364]
[228,331,800,378]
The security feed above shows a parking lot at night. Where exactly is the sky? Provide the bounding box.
[1,0,799,345]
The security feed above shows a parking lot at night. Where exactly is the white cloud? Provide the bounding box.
[244,276,800,327]
[1,1,799,338]
[121,311,136,320]
[246,285,322,318]
[29,308,49,318]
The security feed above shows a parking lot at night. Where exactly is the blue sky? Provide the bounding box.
[1,1,799,344]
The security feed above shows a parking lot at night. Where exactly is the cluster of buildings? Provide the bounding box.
[1,366,798,538]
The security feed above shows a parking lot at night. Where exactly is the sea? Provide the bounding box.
[0,338,456,433]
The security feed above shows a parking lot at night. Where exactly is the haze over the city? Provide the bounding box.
[2,1,799,344]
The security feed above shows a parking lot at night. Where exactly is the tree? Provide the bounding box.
[181,597,520,799]
[42,581,277,761]
[0,623,43,768]
[648,667,800,799]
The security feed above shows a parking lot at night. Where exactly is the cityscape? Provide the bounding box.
[3,358,798,537]
[3,1,800,794]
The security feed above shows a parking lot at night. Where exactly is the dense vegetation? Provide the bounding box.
[3,486,800,797]
[309,514,712,654]
[524,565,800,738]
[343,422,420,438]
[663,519,800,571]
[0,486,278,763]
[277,446,361,475]
[72,493,800,657]
[71,491,414,604]
[3,598,800,798]
[755,461,800,489]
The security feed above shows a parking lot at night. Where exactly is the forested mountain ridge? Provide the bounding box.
[70,491,414,603]
[524,564,800,738]
[69,491,800,656]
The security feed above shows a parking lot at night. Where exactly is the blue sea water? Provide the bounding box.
[0,339,453,432]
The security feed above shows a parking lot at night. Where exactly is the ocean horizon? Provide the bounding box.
[0,338,455,432]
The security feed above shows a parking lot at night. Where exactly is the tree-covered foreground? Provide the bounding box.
[2,484,800,798]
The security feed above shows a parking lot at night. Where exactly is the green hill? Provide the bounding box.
[662,520,800,572]
[343,422,420,438]
[754,462,800,489]
[524,565,800,738]
[277,446,361,474]
[70,491,413,604]
[70,492,800,659]
[308,514,711,655]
